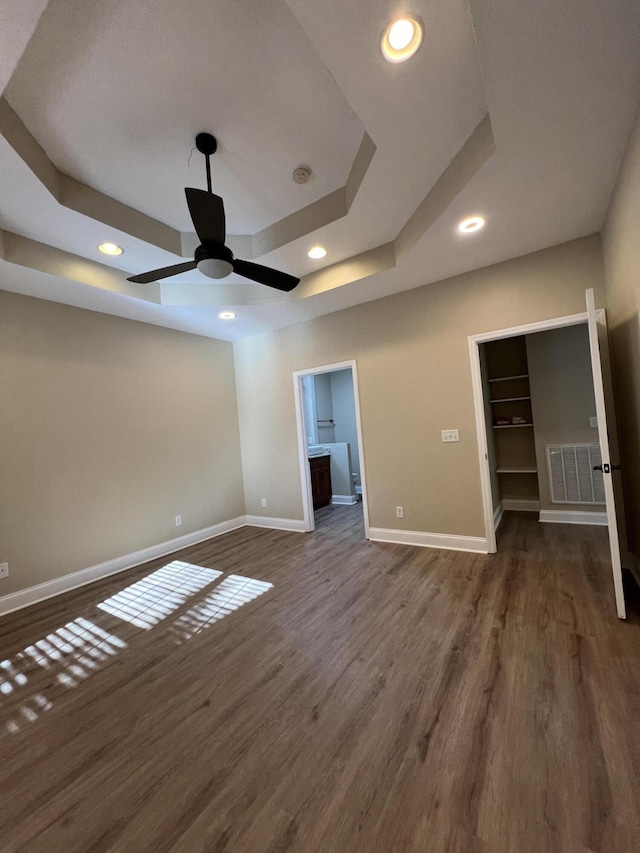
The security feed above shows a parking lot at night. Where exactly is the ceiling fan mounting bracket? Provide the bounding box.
[195,133,217,156]
[195,133,217,193]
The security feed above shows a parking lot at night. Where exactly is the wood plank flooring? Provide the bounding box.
[1,507,639,852]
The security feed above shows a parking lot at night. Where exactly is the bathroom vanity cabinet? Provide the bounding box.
[309,454,332,509]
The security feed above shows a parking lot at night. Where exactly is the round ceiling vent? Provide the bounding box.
[292,165,312,184]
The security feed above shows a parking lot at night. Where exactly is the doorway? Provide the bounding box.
[479,325,610,526]
[293,360,370,537]
[469,295,628,618]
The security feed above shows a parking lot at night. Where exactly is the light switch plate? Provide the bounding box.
[0,563,8,579]
[589,416,598,429]
[441,429,460,442]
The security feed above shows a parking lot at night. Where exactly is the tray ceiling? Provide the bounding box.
[0,0,639,341]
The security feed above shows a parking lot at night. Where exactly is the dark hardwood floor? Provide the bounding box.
[1,508,639,852]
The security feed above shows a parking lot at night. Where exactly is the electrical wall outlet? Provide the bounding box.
[396,506,404,518]
[175,515,183,527]
[590,416,598,429]
[0,563,8,579]
[261,498,267,508]
[441,429,460,442]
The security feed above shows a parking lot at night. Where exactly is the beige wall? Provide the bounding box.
[602,105,640,557]
[0,291,245,596]
[526,324,599,512]
[234,235,606,538]
[0,230,613,602]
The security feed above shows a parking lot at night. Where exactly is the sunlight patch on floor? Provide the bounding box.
[98,561,222,629]
[1,616,126,733]
[171,574,273,642]
[1,565,272,734]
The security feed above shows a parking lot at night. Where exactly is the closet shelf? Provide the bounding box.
[488,374,528,383]
[496,467,538,474]
[490,396,531,403]
[492,423,533,429]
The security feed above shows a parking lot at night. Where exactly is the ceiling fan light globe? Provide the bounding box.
[197,257,234,279]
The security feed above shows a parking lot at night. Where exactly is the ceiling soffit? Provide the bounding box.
[0,0,493,307]
[0,97,376,260]
[0,103,493,304]
[5,0,366,234]
[0,228,160,303]
[0,1,49,95]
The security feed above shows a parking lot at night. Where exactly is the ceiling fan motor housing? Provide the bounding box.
[195,242,234,279]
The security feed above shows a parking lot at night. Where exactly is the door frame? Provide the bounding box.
[293,359,370,537]
[468,310,598,553]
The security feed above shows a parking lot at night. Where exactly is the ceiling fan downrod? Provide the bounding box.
[195,132,217,194]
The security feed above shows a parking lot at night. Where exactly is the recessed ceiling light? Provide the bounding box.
[218,311,236,320]
[308,246,327,259]
[458,216,485,234]
[381,17,423,63]
[98,242,124,256]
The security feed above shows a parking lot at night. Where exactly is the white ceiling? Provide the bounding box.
[1,0,639,342]
[5,0,365,234]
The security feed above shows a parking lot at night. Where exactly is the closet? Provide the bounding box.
[481,324,604,524]
[483,336,539,511]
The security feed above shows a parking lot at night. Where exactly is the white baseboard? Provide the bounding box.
[0,516,247,618]
[368,527,488,554]
[331,494,358,506]
[493,503,504,531]
[539,509,608,526]
[502,499,540,512]
[244,515,306,532]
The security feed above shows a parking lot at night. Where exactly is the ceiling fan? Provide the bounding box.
[127,133,300,292]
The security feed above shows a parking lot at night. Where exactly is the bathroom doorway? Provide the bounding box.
[293,360,370,537]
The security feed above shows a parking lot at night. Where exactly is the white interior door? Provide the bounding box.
[585,288,627,619]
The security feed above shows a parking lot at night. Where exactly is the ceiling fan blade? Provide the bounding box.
[233,259,300,292]
[185,188,226,245]
[127,261,197,284]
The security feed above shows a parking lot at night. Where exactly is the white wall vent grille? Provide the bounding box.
[546,444,605,505]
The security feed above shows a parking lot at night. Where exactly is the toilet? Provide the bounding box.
[352,472,362,499]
